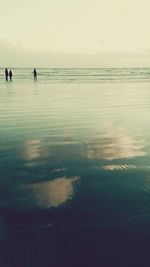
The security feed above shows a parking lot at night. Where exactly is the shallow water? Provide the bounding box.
[1,67,150,83]
[1,70,150,266]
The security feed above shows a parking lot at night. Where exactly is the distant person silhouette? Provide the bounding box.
[33,68,37,80]
[5,68,8,81]
[9,70,13,81]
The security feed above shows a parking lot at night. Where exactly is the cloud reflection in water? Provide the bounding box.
[23,139,49,166]
[27,177,79,208]
[84,128,145,161]
[100,164,137,171]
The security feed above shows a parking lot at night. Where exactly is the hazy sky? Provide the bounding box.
[1,0,150,66]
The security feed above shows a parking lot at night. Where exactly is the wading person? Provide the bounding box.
[33,68,37,80]
[5,68,8,81]
[9,70,13,81]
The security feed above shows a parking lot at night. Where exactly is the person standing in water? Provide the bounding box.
[9,70,13,81]
[33,68,37,80]
[5,68,8,81]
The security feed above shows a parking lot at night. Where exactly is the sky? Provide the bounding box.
[1,0,150,67]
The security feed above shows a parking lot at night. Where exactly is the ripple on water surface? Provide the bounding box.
[0,78,150,266]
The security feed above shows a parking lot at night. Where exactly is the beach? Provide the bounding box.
[0,68,150,266]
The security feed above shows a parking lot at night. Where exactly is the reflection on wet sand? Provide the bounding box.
[27,177,79,208]
[84,127,145,161]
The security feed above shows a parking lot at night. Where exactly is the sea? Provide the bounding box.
[0,68,150,267]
